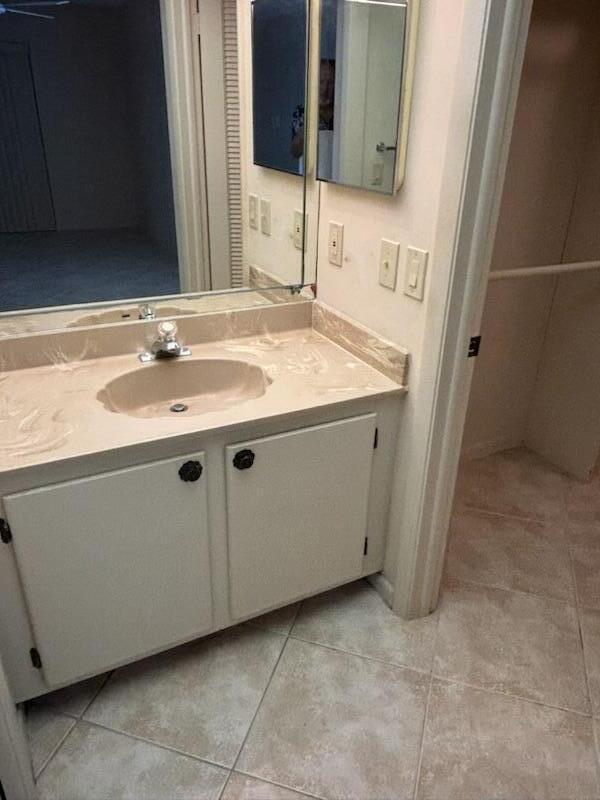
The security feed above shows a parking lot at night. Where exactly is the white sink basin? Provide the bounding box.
[69,306,194,327]
[98,358,271,418]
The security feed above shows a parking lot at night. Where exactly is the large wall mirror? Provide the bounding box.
[317,0,418,195]
[0,0,314,336]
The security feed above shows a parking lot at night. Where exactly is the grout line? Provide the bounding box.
[33,713,77,782]
[78,671,115,719]
[444,575,578,609]
[70,716,232,772]
[224,599,307,799]
[33,670,116,780]
[570,541,596,722]
[230,637,290,775]
[232,769,326,800]
[287,633,432,677]
[411,674,433,800]
[430,673,592,719]
[458,503,566,528]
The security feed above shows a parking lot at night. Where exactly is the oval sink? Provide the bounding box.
[98,359,271,418]
[69,306,194,327]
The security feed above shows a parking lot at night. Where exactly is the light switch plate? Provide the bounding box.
[249,194,259,230]
[293,209,306,250]
[260,198,271,236]
[404,246,428,301]
[328,222,344,266]
[379,239,400,290]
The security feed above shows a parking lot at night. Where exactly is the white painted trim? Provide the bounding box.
[391,0,533,618]
[0,655,36,800]
[393,0,420,192]
[366,572,394,608]
[159,0,211,293]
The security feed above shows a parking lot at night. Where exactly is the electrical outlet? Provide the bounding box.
[249,194,259,230]
[260,198,271,236]
[379,239,400,290]
[293,209,306,250]
[404,246,428,301]
[328,222,344,266]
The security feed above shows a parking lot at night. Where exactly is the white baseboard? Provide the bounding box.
[366,572,394,609]
[461,435,522,462]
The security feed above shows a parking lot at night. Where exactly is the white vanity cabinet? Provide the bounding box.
[3,454,213,689]
[0,402,398,701]
[225,414,377,619]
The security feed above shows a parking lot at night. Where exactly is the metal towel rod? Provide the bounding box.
[488,260,600,281]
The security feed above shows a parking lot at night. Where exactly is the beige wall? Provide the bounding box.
[524,82,600,479]
[462,0,600,458]
[309,0,472,581]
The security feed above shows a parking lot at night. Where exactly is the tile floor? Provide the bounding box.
[24,447,600,799]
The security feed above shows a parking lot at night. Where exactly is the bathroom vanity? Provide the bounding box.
[0,302,407,702]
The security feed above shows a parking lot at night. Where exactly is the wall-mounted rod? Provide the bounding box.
[489,260,600,281]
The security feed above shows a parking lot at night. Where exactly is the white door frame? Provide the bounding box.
[0,654,36,800]
[159,0,212,293]
[391,0,534,618]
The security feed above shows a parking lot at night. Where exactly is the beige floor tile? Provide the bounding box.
[292,580,437,671]
[25,707,75,778]
[580,608,600,716]
[417,680,599,800]
[222,773,314,800]
[573,548,600,610]
[455,448,568,522]
[566,472,600,549]
[36,721,228,800]
[30,674,108,717]
[237,638,429,800]
[434,580,589,712]
[445,508,574,601]
[84,626,285,767]
[247,603,300,635]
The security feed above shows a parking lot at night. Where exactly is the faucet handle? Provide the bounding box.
[157,320,177,342]
[139,303,156,320]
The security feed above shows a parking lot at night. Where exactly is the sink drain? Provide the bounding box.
[170,403,188,413]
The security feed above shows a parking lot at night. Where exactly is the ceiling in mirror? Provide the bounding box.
[0,0,314,334]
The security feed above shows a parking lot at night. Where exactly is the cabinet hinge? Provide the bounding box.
[468,335,482,358]
[29,648,42,670]
[373,428,379,449]
[0,519,11,544]
[363,537,369,556]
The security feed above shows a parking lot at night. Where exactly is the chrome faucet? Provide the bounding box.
[138,303,156,320]
[139,321,191,362]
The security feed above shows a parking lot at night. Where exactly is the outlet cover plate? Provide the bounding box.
[379,239,400,290]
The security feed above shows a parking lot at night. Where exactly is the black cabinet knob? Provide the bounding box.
[178,460,203,482]
[233,449,255,470]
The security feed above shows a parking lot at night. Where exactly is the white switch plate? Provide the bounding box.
[260,198,271,236]
[293,209,306,250]
[328,221,344,266]
[404,246,428,301]
[248,194,259,230]
[379,239,400,290]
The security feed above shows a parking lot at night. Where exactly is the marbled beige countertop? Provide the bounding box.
[0,327,402,476]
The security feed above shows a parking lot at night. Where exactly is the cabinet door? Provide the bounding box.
[4,454,212,688]
[226,414,376,619]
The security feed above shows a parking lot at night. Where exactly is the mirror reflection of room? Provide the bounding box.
[318,0,408,194]
[0,0,180,311]
[0,0,310,322]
